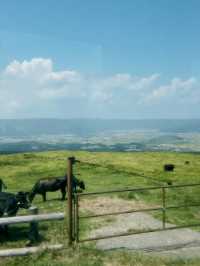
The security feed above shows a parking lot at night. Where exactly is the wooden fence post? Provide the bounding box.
[67,156,75,246]
[28,206,39,245]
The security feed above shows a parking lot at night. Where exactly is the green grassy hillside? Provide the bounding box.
[1,150,200,266]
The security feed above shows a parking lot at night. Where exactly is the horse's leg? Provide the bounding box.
[42,192,46,202]
[29,192,35,203]
[4,225,8,237]
[61,187,66,200]
[0,225,9,238]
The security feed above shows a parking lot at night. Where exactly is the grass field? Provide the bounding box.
[1,150,200,266]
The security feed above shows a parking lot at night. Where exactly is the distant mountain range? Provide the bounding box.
[0,119,199,137]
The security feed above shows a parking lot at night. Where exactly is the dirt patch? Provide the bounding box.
[79,196,153,215]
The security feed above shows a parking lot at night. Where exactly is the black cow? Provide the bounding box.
[0,191,30,217]
[0,179,7,192]
[29,175,85,202]
[164,164,175,172]
[0,191,30,235]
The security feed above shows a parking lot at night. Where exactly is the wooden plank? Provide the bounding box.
[0,244,63,257]
[0,212,65,225]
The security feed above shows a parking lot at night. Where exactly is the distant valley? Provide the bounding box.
[0,119,199,153]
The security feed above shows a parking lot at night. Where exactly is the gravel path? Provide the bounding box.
[85,199,200,258]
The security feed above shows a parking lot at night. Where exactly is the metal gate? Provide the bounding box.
[73,183,200,243]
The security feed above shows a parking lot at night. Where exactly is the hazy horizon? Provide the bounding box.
[0,118,199,121]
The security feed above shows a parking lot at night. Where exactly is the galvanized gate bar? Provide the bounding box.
[79,202,200,219]
[79,223,200,243]
[79,206,164,219]
[78,182,200,197]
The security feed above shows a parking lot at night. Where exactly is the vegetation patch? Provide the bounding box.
[1,150,200,265]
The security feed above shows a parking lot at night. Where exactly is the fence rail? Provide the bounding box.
[0,211,65,257]
[0,245,64,257]
[78,182,200,196]
[0,212,64,226]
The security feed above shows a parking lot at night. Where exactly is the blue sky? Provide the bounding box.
[0,0,200,119]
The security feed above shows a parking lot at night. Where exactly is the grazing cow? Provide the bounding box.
[0,191,30,235]
[164,164,175,172]
[29,175,85,202]
[0,191,30,217]
[167,180,173,186]
[0,179,7,192]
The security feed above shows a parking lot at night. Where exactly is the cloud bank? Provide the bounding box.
[0,58,199,118]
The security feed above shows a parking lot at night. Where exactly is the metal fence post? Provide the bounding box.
[162,187,166,229]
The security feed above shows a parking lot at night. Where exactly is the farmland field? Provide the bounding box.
[1,150,200,266]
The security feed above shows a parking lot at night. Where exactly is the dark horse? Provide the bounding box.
[29,175,85,202]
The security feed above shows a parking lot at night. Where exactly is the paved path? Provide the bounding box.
[91,212,200,258]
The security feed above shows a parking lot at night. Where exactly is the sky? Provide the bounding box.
[0,0,200,119]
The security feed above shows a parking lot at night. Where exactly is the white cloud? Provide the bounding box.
[144,77,198,103]
[5,58,52,79]
[0,57,199,118]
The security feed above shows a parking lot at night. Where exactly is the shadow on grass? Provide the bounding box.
[0,224,48,244]
[32,197,66,203]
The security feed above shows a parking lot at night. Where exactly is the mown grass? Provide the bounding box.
[1,150,200,265]
[2,246,200,266]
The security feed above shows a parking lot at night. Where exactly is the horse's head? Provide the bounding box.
[78,180,85,190]
[16,191,31,209]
